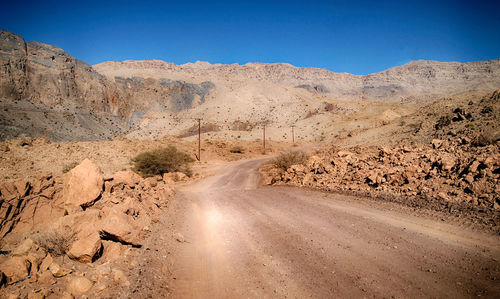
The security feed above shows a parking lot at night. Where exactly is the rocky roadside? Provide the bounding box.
[0,159,187,298]
[260,137,500,233]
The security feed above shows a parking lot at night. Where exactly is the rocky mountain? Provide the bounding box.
[95,58,500,103]
[0,30,126,141]
[1,30,499,142]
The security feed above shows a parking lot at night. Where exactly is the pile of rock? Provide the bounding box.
[262,138,499,211]
[0,159,174,297]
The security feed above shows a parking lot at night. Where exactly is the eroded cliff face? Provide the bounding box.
[0,31,115,112]
[0,31,217,141]
[95,58,500,103]
[0,30,128,141]
[1,30,499,142]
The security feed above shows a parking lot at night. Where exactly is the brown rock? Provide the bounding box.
[58,291,74,299]
[144,177,158,188]
[66,276,93,296]
[27,291,45,299]
[3,293,19,299]
[174,232,185,243]
[0,271,6,287]
[112,269,130,286]
[62,159,104,209]
[39,254,53,272]
[11,238,34,256]
[163,172,187,183]
[102,240,122,260]
[111,170,142,187]
[67,227,102,263]
[439,155,455,172]
[98,208,143,246]
[26,248,47,275]
[49,262,71,278]
[37,270,56,285]
[0,256,31,284]
[431,139,443,149]
[161,264,171,275]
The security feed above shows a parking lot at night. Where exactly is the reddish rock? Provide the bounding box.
[62,159,104,209]
[0,256,31,284]
[98,208,143,246]
[111,170,142,187]
[67,226,102,263]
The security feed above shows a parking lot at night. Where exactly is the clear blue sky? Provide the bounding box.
[1,0,499,75]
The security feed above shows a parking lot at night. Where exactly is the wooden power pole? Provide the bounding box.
[291,125,295,145]
[263,125,266,151]
[196,118,202,161]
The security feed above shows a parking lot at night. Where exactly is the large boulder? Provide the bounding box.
[98,208,143,246]
[62,159,104,209]
[0,256,31,284]
[67,226,102,263]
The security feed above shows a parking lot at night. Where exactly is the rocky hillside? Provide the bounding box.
[0,31,128,141]
[95,58,500,103]
[1,30,499,142]
[260,90,500,228]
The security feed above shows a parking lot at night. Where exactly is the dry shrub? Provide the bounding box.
[271,151,309,171]
[31,229,75,256]
[62,162,79,173]
[132,146,195,177]
[229,145,245,154]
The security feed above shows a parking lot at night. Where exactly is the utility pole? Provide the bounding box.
[263,125,266,152]
[291,125,295,145]
[195,118,202,161]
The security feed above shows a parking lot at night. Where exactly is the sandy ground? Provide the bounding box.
[123,158,500,298]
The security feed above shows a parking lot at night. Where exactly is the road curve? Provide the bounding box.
[164,159,500,298]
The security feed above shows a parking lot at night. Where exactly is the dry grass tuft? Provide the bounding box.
[31,229,75,256]
[271,151,309,171]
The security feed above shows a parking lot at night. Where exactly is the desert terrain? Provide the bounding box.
[0,30,499,298]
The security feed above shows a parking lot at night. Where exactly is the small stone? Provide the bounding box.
[37,270,56,285]
[174,233,185,243]
[49,262,71,278]
[39,254,53,271]
[112,269,130,286]
[67,276,93,296]
[161,264,171,275]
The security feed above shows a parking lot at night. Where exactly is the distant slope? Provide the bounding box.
[94,58,500,103]
[1,30,499,142]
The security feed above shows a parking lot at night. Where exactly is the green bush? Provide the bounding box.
[132,146,195,177]
[271,151,308,171]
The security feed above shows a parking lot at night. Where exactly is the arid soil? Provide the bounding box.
[0,136,298,181]
[127,159,499,298]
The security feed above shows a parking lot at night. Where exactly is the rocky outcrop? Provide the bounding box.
[0,159,174,295]
[0,30,129,141]
[263,138,500,214]
[62,159,104,209]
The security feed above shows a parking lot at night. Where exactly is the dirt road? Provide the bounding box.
[134,159,500,298]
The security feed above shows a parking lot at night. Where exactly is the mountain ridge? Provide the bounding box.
[1,30,499,142]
